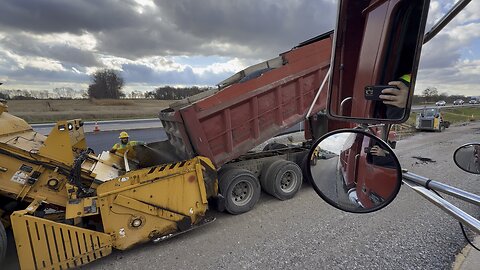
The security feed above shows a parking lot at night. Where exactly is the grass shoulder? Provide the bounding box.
[6,99,174,123]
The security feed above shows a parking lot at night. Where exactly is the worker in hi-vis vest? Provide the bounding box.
[110,131,145,156]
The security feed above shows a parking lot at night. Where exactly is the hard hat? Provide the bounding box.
[119,131,129,139]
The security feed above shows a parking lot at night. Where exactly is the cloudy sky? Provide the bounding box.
[0,0,478,96]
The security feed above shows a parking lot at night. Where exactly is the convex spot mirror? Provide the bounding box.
[307,129,402,213]
[328,0,430,123]
[454,143,480,174]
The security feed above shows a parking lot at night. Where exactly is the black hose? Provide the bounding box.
[0,146,94,197]
[430,189,480,251]
[460,222,480,251]
[68,149,94,197]
[0,147,70,176]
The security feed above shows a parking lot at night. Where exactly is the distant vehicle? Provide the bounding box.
[453,99,464,105]
[435,100,446,106]
[416,107,450,132]
[469,99,479,104]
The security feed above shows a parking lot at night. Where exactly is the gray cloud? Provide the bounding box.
[5,66,89,83]
[95,0,336,59]
[0,0,145,34]
[0,0,336,60]
[418,34,462,69]
[151,0,336,58]
[95,21,205,59]
[121,63,231,85]
[0,0,477,95]
[1,34,100,67]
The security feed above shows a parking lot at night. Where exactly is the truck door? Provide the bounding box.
[355,136,398,208]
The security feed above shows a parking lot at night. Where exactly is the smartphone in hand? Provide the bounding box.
[364,85,398,101]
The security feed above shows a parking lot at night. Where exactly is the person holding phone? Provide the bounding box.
[368,145,395,168]
[377,74,411,119]
[379,78,410,109]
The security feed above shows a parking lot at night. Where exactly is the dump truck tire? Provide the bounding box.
[261,160,302,200]
[219,168,261,215]
[0,221,6,264]
[300,155,312,184]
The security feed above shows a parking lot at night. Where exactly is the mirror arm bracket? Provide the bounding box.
[306,67,331,119]
[339,97,353,116]
[381,124,391,142]
[402,179,480,234]
[423,0,472,44]
[403,170,480,206]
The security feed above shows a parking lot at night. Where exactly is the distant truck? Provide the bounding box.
[415,107,450,132]
[469,96,479,104]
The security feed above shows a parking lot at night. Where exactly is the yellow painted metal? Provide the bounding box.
[433,117,439,130]
[96,156,217,250]
[1,107,220,268]
[38,120,87,166]
[65,196,99,219]
[11,209,112,270]
[0,111,80,206]
[195,163,209,204]
[0,107,32,137]
[0,100,7,114]
[0,149,70,207]
[113,194,185,222]
[0,108,123,207]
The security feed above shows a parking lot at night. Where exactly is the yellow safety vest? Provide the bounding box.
[400,74,411,83]
[111,141,141,155]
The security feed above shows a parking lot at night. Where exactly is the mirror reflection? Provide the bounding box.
[308,130,401,212]
[328,0,430,122]
[453,144,480,174]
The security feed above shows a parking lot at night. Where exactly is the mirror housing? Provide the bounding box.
[328,0,430,123]
[307,129,402,213]
[453,143,480,174]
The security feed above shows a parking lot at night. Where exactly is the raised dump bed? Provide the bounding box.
[159,32,332,168]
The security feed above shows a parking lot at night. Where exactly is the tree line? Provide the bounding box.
[411,87,477,104]
[0,88,87,100]
[1,69,210,100]
[4,69,474,103]
[144,86,210,100]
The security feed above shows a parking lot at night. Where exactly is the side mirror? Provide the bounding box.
[307,129,402,213]
[453,143,480,174]
[328,0,430,123]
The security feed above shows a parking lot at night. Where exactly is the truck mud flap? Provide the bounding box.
[11,211,112,270]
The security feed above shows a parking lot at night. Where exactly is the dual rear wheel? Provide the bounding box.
[218,160,303,215]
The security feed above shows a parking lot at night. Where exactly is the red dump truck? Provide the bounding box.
[158,32,334,214]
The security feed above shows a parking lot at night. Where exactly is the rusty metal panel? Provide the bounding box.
[159,108,196,160]
[159,35,332,167]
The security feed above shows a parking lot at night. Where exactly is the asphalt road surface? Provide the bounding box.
[85,127,167,153]
[88,122,480,270]
[412,103,479,111]
[5,122,480,270]
[32,118,162,135]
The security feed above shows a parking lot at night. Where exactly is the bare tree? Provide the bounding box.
[422,87,438,103]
